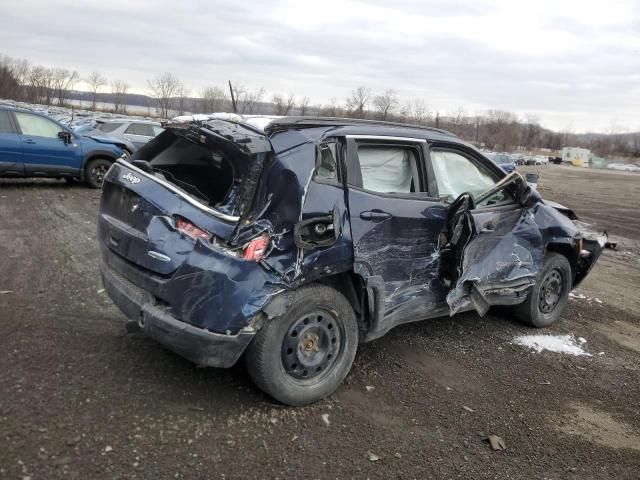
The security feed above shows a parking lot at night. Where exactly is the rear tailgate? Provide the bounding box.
[99,119,272,276]
[100,161,240,275]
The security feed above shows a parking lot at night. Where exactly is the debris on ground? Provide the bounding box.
[0,290,13,294]
[462,405,475,413]
[513,334,591,356]
[367,451,380,462]
[486,435,507,451]
[365,385,375,392]
[321,414,330,426]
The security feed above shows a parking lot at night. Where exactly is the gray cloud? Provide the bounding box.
[0,0,638,132]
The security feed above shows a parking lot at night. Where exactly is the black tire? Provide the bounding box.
[246,284,358,406]
[84,158,112,188]
[512,253,572,328]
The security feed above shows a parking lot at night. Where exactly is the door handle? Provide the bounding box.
[360,210,392,221]
[24,139,36,144]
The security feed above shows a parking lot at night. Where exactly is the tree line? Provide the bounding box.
[0,54,637,158]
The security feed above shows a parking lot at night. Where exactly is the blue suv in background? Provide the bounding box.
[0,106,125,187]
[486,152,516,174]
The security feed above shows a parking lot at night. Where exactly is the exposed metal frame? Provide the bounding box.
[116,158,240,222]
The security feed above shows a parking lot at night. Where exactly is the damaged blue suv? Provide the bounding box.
[99,116,604,405]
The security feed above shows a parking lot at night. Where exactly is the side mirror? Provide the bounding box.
[58,131,72,144]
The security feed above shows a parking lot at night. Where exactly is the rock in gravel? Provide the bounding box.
[367,451,380,462]
[321,414,330,426]
[104,446,113,453]
[487,435,506,451]
[365,385,375,392]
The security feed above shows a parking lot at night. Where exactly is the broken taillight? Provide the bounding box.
[175,217,211,240]
[243,234,270,261]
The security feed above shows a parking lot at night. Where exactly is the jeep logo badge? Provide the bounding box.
[122,172,141,185]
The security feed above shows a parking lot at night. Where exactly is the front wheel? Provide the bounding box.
[84,158,112,188]
[512,253,572,328]
[246,284,358,406]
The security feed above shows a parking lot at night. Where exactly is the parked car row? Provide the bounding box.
[0,105,164,187]
[485,151,550,170]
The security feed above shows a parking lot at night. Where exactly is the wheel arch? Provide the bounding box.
[260,270,370,339]
[81,153,117,181]
[545,241,578,284]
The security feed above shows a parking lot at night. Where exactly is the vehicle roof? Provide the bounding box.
[266,116,457,140]
[0,105,43,115]
[96,118,160,125]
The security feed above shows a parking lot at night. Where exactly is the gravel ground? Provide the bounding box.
[1,165,639,479]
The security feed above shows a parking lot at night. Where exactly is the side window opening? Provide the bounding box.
[356,144,423,194]
[315,142,338,181]
[0,111,14,133]
[430,149,512,206]
[125,123,154,136]
[14,112,61,138]
[97,122,123,133]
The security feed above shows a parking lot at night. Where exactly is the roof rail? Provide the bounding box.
[265,116,456,136]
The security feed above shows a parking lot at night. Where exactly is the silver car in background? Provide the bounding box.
[95,120,164,152]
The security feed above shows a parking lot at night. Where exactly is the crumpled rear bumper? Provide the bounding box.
[101,259,254,368]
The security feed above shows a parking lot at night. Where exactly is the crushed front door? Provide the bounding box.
[440,178,545,316]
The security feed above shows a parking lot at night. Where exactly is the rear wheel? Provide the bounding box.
[246,284,358,406]
[85,158,112,188]
[512,253,572,328]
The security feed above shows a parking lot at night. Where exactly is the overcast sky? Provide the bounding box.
[1,0,639,132]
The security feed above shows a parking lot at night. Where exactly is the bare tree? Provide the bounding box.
[147,72,180,117]
[111,80,129,114]
[446,107,468,136]
[176,84,190,115]
[198,86,229,113]
[0,56,21,99]
[372,89,399,120]
[482,110,518,150]
[87,71,106,110]
[346,86,371,118]
[403,99,432,125]
[51,68,78,106]
[238,86,265,114]
[297,96,311,116]
[25,65,54,104]
[320,97,341,117]
[272,93,295,115]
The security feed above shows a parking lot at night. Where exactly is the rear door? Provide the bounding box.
[345,135,449,335]
[14,112,82,176]
[0,110,23,176]
[429,146,544,316]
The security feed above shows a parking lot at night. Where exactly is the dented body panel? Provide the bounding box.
[99,116,604,368]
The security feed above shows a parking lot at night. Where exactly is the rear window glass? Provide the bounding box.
[0,111,13,133]
[97,122,123,133]
[125,123,154,136]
